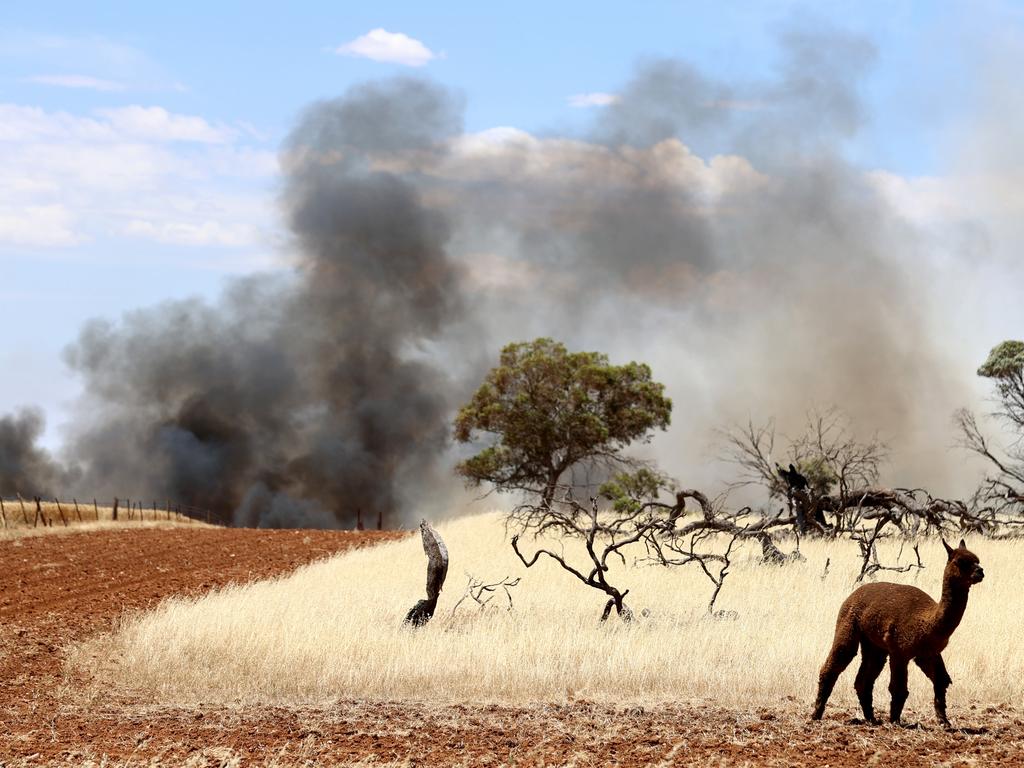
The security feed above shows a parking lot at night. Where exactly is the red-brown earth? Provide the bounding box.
[2,526,1023,766]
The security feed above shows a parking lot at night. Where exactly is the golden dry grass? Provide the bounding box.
[0,500,206,540]
[76,512,1024,717]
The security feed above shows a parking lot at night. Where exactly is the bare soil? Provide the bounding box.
[2,527,1023,767]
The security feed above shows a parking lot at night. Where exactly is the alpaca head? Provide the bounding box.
[942,538,984,586]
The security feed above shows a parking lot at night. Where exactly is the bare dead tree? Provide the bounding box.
[851,515,925,582]
[639,489,800,613]
[793,408,886,513]
[721,409,886,533]
[404,520,449,627]
[509,477,799,622]
[645,526,742,615]
[720,417,784,498]
[510,490,664,621]
[450,573,520,616]
[953,342,1024,521]
[956,408,1024,520]
[720,409,1010,536]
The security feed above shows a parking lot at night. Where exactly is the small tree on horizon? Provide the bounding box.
[957,340,1024,515]
[453,338,672,509]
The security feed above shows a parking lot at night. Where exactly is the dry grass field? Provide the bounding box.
[0,500,204,540]
[5,520,1024,765]
[77,512,1024,720]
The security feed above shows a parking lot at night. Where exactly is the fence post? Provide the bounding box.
[93,499,98,520]
[34,497,44,527]
[377,508,383,531]
[112,497,119,521]
[0,497,6,528]
[73,498,82,522]
[54,498,68,527]
[17,494,28,524]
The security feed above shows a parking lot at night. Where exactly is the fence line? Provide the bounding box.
[0,494,227,529]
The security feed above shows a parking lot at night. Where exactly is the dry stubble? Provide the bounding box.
[75,512,1024,721]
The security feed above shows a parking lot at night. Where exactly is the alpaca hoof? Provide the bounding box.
[844,717,879,726]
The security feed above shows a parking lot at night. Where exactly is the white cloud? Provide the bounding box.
[0,33,185,92]
[0,205,80,247]
[122,219,259,247]
[26,74,126,92]
[336,28,438,67]
[0,104,234,144]
[567,92,620,108]
[96,106,235,143]
[0,104,107,142]
[0,102,277,255]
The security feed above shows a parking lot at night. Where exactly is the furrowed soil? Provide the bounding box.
[3,528,1024,767]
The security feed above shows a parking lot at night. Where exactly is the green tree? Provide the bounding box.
[977,340,1024,429]
[453,338,672,506]
[957,340,1024,514]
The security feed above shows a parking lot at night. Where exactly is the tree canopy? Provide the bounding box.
[453,338,672,503]
[978,340,1024,380]
[976,340,1024,433]
[957,339,1024,515]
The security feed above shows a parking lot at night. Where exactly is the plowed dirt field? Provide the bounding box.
[2,527,1023,767]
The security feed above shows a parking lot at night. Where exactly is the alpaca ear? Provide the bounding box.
[942,538,954,559]
[958,538,967,550]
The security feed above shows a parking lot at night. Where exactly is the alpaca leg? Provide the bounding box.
[888,658,910,724]
[854,642,887,724]
[915,655,953,729]
[811,631,858,720]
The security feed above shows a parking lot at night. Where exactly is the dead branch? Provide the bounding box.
[404,520,449,627]
[852,516,925,582]
[509,488,679,621]
[450,572,520,615]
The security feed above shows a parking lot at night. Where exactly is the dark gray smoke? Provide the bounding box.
[0,408,75,499]
[1,24,983,521]
[57,79,466,527]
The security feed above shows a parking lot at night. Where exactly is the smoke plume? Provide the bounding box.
[53,79,466,527]
[0,408,75,499]
[0,24,983,519]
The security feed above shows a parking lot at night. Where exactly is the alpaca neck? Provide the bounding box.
[930,575,970,639]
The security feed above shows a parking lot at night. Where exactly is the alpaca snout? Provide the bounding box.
[972,567,985,583]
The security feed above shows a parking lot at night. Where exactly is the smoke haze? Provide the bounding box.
[0,25,989,521]
[51,79,466,527]
[0,408,76,499]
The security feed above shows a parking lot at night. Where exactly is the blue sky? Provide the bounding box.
[1,1,1021,447]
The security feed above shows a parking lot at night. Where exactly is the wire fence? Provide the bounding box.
[0,494,228,529]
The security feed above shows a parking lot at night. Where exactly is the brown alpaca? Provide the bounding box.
[811,538,984,728]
